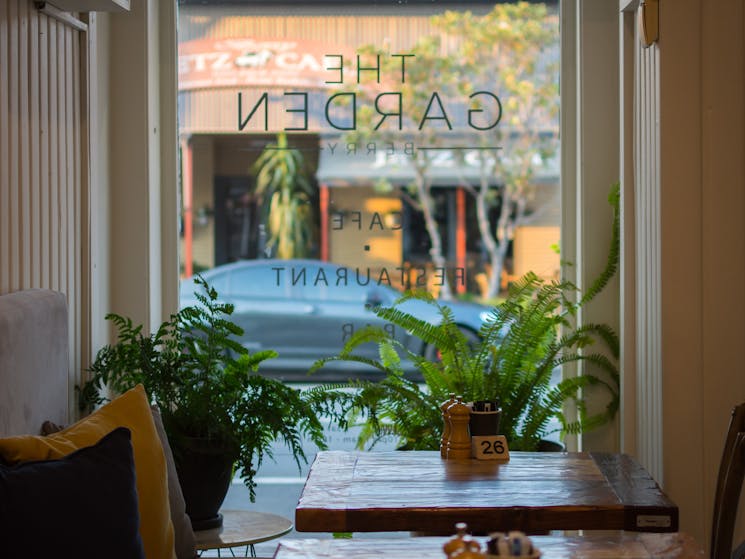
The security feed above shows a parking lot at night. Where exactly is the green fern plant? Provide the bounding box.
[308,185,621,451]
[79,276,327,501]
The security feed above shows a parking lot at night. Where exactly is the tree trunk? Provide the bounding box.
[414,164,452,301]
[471,154,508,300]
[493,186,515,293]
[473,189,497,300]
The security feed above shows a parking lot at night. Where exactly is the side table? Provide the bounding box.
[194,510,293,558]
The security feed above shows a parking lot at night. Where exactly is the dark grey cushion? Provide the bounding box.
[151,406,198,559]
[0,427,145,559]
[41,407,198,558]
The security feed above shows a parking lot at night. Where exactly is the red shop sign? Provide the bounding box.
[178,37,354,91]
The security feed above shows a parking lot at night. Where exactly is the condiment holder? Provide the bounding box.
[443,524,541,559]
[469,400,502,436]
[484,531,541,558]
[441,396,509,461]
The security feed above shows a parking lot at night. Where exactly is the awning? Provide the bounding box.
[315,136,559,188]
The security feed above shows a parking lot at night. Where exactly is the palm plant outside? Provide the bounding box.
[252,133,315,259]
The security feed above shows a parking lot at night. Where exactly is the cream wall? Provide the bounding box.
[4,0,745,550]
[620,0,745,548]
[561,0,621,454]
[89,10,112,382]
[657,0,745,548]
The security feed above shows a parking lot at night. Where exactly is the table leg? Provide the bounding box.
[197,543,257,557]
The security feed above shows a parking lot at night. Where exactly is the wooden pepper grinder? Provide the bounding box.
[447,396,472,459]
[443,522,469,557]
[457,540,483,559]
[443,522,482,559]
[440,392,457,458]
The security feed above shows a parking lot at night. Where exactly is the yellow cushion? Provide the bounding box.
[0,384,176,559]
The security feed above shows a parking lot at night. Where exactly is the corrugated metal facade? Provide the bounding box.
[178,6,466,134]
[180,8,445,47]
[178,4,560,280]
[0,0,87,417]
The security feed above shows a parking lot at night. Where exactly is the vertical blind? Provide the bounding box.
[633,18,663,483]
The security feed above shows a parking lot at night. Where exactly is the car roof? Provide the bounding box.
[190,259,334,278]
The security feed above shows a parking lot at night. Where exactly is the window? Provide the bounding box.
[178,1,561,313]
[168,0,624,537]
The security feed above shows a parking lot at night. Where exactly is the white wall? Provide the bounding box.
[660,0,745,547]
[88,10,112,383]
[561,0,622,454]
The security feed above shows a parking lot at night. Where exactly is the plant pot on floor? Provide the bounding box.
[174,437,238,531]
[536,439,566,452]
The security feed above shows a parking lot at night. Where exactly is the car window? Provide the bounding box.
[325,279,370,303]
[205,271,229,294]
[288,264,371,303]
[182,271,229,299]
[229,265,291,298]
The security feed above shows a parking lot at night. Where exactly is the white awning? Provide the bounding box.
[315,136,559,188]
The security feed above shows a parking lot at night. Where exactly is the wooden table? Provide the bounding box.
[273,533,704,559]
[195,510,293,557]
[295,451,678,534]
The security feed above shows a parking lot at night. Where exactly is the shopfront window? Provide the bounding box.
[175,0,563,526]
[178,1,560,366]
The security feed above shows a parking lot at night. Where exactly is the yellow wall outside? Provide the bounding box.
[513,226,560,281]
[191,136,216,271]
[328,187,403,285]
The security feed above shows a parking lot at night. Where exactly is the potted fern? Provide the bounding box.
[79,277,327,530]
[308,186,620,452]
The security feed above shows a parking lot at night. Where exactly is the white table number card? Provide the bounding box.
[471,435,510,461]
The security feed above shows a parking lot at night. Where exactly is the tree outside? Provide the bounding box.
[343,36,461,300]
[344,2,559,299]
[438,3,559,298]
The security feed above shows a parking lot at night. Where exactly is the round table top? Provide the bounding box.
[194,510,294,551]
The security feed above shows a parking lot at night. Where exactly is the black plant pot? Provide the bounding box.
[537,439,566,452]
[174,437,238,531]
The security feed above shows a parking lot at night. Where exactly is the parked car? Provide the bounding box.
[180,259,492,380]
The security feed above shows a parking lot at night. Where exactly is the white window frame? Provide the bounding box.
[560,0,622,452]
